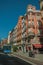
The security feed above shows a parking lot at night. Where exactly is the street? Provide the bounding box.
[0,53,32,65]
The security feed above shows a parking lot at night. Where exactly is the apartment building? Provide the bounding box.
[10,26,17,45]
[16,16,23,50]
[1,38,8,47]
[8,31,11,44]
[8,0,43,52]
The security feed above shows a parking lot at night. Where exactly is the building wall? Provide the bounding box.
[17,16,23,45]
[1,38,8,46]
[9,4,43,51]
[27,5,43,49]
[8,31,11,44]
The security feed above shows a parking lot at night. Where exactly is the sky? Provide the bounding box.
[0,0,40,39]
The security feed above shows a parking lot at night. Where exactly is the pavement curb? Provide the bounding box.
[11,53,36,65]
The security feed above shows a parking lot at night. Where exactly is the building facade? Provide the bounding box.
[9,0,43,53]
[8,31,11,44]
[1,38,8,47]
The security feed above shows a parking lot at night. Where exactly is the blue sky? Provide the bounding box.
[0,0,40,39]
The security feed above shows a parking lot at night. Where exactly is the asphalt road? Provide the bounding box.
[0,53,32,65]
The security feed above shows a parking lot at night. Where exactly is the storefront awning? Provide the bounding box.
[33,44,43,48]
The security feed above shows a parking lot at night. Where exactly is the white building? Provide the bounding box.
[8,31,11,44]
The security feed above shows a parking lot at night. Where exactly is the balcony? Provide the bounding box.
[28,31,35,39]
[28,15,34,20]
[22,19,25,23]
[22,26,26,33]
[36,16,41,20]
[27,8,33,12]
[22,33,25,38]
[22,23,25,28]
[28,32,35,36]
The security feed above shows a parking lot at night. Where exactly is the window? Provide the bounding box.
[37,20,42,27]
[28,21,35,28]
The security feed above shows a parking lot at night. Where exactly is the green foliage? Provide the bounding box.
[13,46,18,52]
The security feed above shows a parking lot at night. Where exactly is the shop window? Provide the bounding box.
[40,37,43,44]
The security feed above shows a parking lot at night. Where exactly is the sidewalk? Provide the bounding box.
[12,51,43,65]
[16,51,43,62]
